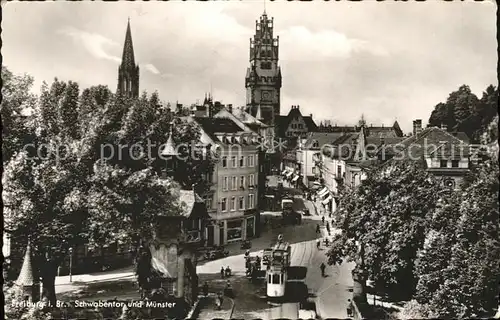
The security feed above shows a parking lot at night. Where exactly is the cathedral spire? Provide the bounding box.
[121,19,136,69]
[117,19,140,98]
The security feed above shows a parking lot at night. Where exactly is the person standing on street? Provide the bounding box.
[320,262,326,277]
[321,216,325,225]
[346,299,354,317]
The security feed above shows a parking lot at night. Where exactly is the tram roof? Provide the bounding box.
[273,242,291,251]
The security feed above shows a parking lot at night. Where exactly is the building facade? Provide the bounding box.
[245,12,282,131]
[276,105,318,140]
[117,19,140,98]
[186,113,261,246]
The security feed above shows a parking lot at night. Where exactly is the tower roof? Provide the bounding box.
[121,19,136,69]
[16,244,35,286]
[255,104,263,120]
[161,124,178,157]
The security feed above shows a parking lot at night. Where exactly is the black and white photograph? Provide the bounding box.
[2,1,499,319]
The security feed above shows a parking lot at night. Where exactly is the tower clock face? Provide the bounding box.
[261,90,271,101]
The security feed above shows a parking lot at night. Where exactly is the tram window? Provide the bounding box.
[280,274,284,283]
[268,275,272,283]
[272,274,280,284]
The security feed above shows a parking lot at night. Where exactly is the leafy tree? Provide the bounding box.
[1,66,37,164]
[4,75,215,308]
[428,84,498,142]
[327,160,444,301]
[414,157,500,318]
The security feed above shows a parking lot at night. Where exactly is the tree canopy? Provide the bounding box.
[428,84,498,142]
[328,154,500,317]
[2,67,214,305]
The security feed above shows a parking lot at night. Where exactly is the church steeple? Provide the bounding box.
[117,19,140,98]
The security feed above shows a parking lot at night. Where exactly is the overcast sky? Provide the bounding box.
[3,1,497,133]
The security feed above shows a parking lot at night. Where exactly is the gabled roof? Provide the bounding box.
[194,117,244,138]
[303,132,345,150]
[232,108,268,128]
[276,107,318,136]
[395,126,470,159]
[303,116,318,132]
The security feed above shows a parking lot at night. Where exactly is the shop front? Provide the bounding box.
[227,219,243,243]
[209,212,259,246]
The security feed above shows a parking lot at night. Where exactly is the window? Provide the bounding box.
[249,174,255,187]
[240,176,246,189]
[272,274,280,284]
[440,160,448,168]
[239,196,245,210]
[248,194,255,209]
[222,156,227,168]
[240,156,245,167]
[205,196,213,210]
[451,160,459,168]
[230,197,236,211]
[221,198,227,212]
[231,176,237,190]
[248,155,254,167]
[231,156,237,168]
[337,165,342,178]
[223,177,228,191]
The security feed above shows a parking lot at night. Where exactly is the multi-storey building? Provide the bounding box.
[393,120,472,189]
[185,111,262,246]
[116,19,139,98]
[245,11,282,133]
[277,105,318,140]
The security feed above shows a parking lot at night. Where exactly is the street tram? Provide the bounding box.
[265,237,291,298]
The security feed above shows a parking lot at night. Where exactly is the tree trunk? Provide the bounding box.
[41,263,58,306]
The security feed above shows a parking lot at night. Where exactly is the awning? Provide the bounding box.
[286,171,294,178]
[322,195,333,205]
[317,187,329,197]
[292,175,299,182]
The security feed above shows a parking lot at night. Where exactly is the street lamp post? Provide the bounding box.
[69,248,73,283]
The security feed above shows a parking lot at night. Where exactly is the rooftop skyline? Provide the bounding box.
[2,1,496,133]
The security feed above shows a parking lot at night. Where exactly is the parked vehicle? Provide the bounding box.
[240,240,252,250]
[205,247,229,260]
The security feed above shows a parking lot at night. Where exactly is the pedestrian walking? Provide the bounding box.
[346,299,354,317]
[317,239,321,249]
[316,224,320,234]
[203,281,209,296]
[320,262,326,277]
[321,216,325,225]
[220,266,225,279]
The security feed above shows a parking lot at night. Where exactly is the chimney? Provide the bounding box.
[413,119,423,136]
[441,123,448,131]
